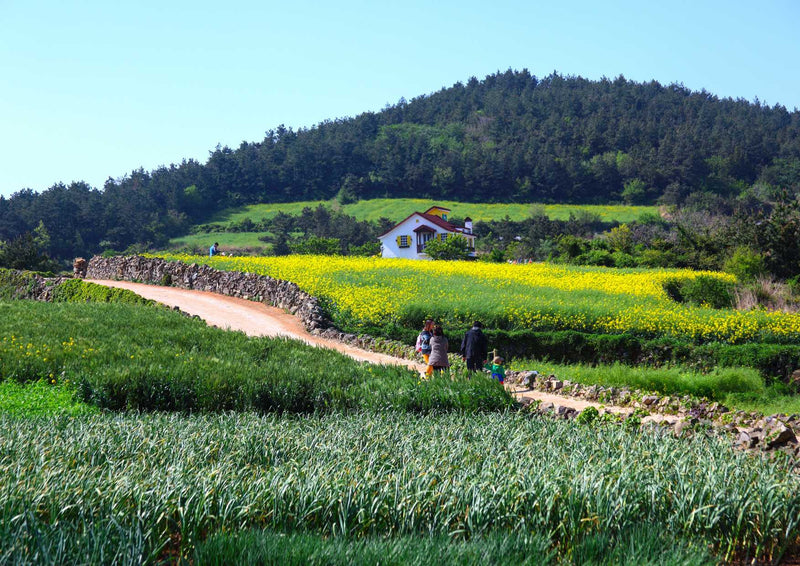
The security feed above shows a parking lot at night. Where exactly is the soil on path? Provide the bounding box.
[87,279,653,419]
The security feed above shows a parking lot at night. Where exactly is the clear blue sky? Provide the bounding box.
[2,0,799,198]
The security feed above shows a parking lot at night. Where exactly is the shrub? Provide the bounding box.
[724,247,766,282]
[576,405,599,424]
[663,276,734,309]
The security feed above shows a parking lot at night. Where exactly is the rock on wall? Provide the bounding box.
[0,269,69,301]
[86,255,332,331]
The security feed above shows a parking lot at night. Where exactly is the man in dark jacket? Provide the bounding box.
[460,321,488,372]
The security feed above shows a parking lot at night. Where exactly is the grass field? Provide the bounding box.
[168,231,272,253]
[2,411,797,563]
[0,300,511,414]
[196,198,658,225]
[2,283,800,563]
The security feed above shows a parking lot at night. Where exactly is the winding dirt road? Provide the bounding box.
[87,279,649,418]
[87,279,425,372]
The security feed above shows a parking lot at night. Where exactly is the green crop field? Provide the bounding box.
[2,410,798,563]
[2,278,800,563]
[155,253,800,412]
[168,231,273,253]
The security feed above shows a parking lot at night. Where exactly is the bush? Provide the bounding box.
[663,276,734,309]
[51,279,155,306]
[724,247,766,282]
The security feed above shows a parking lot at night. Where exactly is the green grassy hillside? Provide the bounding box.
[168,199,658,252]
[201,198,657,224]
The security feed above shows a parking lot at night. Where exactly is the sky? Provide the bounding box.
[2,0,800,198]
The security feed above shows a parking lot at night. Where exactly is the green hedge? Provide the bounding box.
[51,279,155,305]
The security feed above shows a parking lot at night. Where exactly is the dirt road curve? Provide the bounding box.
[87,279,644,418]
[86,280,425,372]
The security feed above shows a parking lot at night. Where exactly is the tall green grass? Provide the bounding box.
[0,300,512,414]
[194,528,713,566]
[511,361,764,399]
[0,412,795,564]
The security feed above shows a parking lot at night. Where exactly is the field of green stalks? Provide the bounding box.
[2,284,800,563]
[0,300,511,414]
[3,411,799,564]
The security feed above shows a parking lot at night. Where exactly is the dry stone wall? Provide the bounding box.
[85,255,332,331]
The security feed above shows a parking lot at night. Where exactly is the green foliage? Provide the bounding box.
[195,527,714,566]
[513,360,765,404]
[50,279,156,305]
[290,236,341,255]
[575,405,599,424]
[0,412,795,563]
[0,229,58,272]
[663,275,734,309]
[196,531,555,566]
[0,301,513,414]
[422,234,471,260]
[724,246,766,282]
[0,379,97,417]
[621,178,649,205]
[348,241,381,257]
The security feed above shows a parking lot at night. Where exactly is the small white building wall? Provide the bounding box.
[379,215,445,259]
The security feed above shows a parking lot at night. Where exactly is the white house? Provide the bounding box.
[378,206,476,259]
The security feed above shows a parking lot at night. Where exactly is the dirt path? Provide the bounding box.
[87,279,660,419]
[86,280,425,372]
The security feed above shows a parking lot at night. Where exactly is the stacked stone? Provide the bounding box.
[509,370,799,464]
[85,255,332,331]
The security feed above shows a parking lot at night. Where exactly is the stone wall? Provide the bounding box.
[0,269,69,301]
[85,255,331,331]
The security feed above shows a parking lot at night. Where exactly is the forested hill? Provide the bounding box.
[2,69,800,259]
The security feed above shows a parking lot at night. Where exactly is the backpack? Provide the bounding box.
[418,330,432,354]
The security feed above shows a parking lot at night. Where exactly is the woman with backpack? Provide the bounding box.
[415,319,434,376]
[427,325,450,374]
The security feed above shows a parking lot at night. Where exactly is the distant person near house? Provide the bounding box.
[209,242,219,257]
[460,321,488,372]
[415,319,435,376]
[427,325,450,373]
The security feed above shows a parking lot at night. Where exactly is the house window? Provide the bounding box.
[397,235,411,248]
[440,233,447,242]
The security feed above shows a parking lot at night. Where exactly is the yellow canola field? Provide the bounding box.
[154,253,800,344]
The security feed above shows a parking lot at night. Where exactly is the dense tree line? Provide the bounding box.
[2,70,800,263]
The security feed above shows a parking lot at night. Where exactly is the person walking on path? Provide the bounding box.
[427,325,450,374]
[461,321,488,372]
[209,242,219,257]
[415,319,435,376]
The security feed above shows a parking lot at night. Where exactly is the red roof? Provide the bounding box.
[378,211,462,238]
[418,212,457,232]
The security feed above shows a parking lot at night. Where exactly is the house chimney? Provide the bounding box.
[464,217,473,234]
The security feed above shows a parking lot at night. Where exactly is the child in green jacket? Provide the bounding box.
[485,356,506,384]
